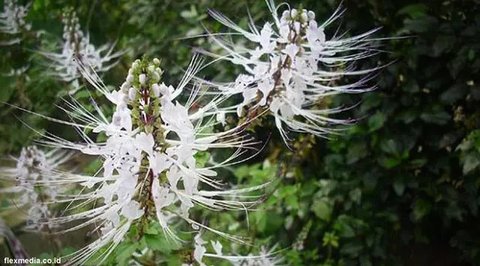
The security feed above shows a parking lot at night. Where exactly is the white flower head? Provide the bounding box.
[0,0,31,46]
[192,233,284,266]
[0,146,71,231]
[204,1,383,143]
[40,8,124,93]
[35,56,267,265]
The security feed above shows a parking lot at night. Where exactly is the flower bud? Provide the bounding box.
[132,61,139,70]
[152,83,160,97]
[291,9,298,18]
[120,82,129,93]
[126,74,134,83]
[139,74,147,85]
[147,65,155,73]
[301,12,308,22]
[308,11,315,20]
[128,87,136,100]
[151,71,160,83]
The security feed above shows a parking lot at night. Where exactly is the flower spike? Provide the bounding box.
[203,1,385,143]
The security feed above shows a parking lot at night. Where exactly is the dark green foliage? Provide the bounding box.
[302,0,480,264]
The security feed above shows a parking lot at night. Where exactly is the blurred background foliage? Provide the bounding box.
[1,0,480,265]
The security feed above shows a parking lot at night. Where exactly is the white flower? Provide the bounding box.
[192,233,284,266]
[216,111,226,125]
[0,146,71,231]
[0,0,31,46]
[193,233,207,266]
[204,1,383,143]
[120,200,144,220]
[34,56,267,264]
[282,43,299,59]
[39,9,123,93]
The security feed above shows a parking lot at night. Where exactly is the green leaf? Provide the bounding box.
[341,242,363,256]
[334,218,355,238]
[346,142,368,164]
[368,112,386,132]
[433,35,456,57]
[380,139,399,155]
[114,241,139,266]
[462,154,480,174]
[311,199,332,221]
[420,110,450,125]
[144,233,181,253]
[393,180,406,196]
[322,232,339,248]
[286,194,299,209]
[409,158,427,168]
[253,211,267,232]
[397,4,428,19]
[403,16,439,33]
[468,49,476,61]
[195,151,210,167]
[0,77,15,102]
[378,157,401,169]
[413,199,431,221]
[349,188,362,204]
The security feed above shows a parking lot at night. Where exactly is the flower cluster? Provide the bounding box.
[206,1,380,142]
[37,57,265,265]
[193,233,283,266]
[0,146,70,231]
[40,9,123,91]
[0,1,386,265]
[0,0,31,45]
